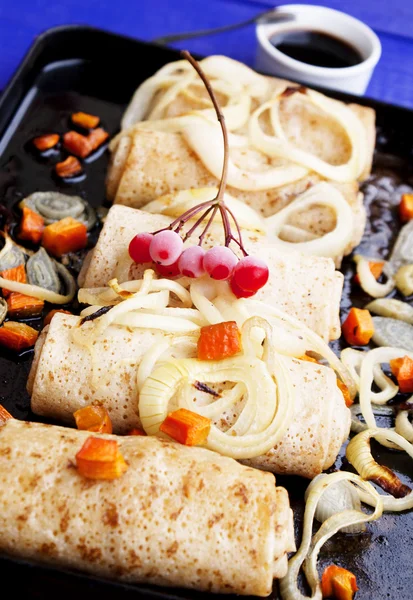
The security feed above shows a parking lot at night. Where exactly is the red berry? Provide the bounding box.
[178,246,206,278]
[149,230,183,266]
[155,259,181,278]
[230,278,256,299]
[232,256,269,293]
[203,246,238,281]
[128,232,153,263]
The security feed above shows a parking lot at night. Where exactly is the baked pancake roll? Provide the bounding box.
[79,205,343,341]
[107,55,375,262]
[28,307,351,478]
[0,418,294,596]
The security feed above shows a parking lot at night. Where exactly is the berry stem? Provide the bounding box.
[150,51,249,258]
[183,205,214,242]
[198,203,219,247]
[181,50,229,208]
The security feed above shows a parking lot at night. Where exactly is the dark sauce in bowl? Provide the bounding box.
[269,30,363,69]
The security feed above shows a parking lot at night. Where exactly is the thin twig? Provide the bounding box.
[198,203,219,247]
[183,205,214,242]
[181,50,229,206]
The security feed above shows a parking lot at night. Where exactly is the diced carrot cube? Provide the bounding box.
[197,321,242,361]
[0,405,13,426]
[32,134,59,151]
[63,131,92,158]
[354,261,384,285]
[18,206,45,245]
[0,321,39,352]
[321,565,358,599]
[75,436,128,480]
[399,193,413,223]
[160,408,211,446]
[126,428,147,436]
[1,264,26,298]
[336,378,353,407]
[87,127,109,152]
[55,156,82,178]
[341,307,374,346]
[390,356,413,393]
[74,405,113,434]
[298,354,319,363]
[43,309,72,327]
[42,217,87,257]
[71,112,100,129]
[6,293,44,318]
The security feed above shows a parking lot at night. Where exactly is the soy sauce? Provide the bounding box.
[269,30,363,69]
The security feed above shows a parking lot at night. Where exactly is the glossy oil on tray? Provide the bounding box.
[0,25,412,600]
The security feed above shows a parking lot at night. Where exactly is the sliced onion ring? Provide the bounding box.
[346,428,413,511]
[279,471,383,600]
[265,182,353,258]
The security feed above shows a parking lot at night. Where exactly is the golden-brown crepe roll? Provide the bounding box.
[79,205,343,341]
[0,418,294,597]
[28,313,350,479]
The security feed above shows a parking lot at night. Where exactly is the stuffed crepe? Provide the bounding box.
[0,418,294,596]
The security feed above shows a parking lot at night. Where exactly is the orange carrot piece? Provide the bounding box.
[1,264,26,298]
[197,321,242,361]
[342,307,374,346]
[63,131,92,158]
[86,127,109,152]
[321,565,358,600]
[354,261,384,285]
[42,217,87,257]
[0,321,39,352]
[74,405,113,434]
[71,111,100,129]
[32,133,59,151]
[18,206,45,245]
[399,193,413,223]
[43,308,72,327]
[126,428,147,436]
[298,354,319,363]
[160,408,211,446]
[336,378,353,407]
[390,356,413,393]
[75,436,128,480]
[55,156,82,178]
[0,405,13,426]
[6,293,44,318]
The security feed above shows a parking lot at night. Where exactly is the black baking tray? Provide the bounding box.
[0,24,413,600]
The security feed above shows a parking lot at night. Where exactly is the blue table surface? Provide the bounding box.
[0,0,412,109]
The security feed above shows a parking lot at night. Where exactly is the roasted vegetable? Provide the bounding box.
[75,436,128,480]
[197,321,242,360]
[160,408,211,446]
[0,321,39,352]
[32,134,59,151]
[18,206,45,245]
[55,156,82,178]
[42,217,87,257]
[74,405,113,434]
[71,112,100,129]
[6,293,44,318]
[342,308,374,346]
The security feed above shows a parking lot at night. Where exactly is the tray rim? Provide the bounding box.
[0,21,413,600]
[2,22,413,134]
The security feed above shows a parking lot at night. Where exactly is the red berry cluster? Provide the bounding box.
[128,231,269,297]
[128,51,269,299]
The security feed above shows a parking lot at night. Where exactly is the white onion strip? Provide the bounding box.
[265,182,353,258]
[354,255,395,298]
[0,274,75,304]
[347,428,413,512]
[279,471,383,600]
[251,89,366,182]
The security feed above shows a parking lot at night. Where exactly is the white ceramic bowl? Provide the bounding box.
[255,4,382,94]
